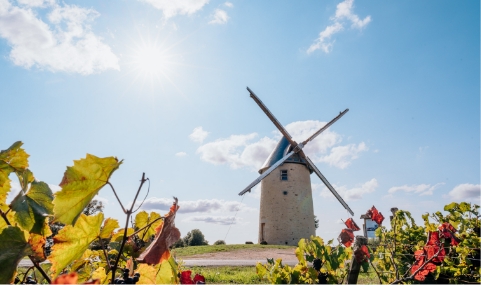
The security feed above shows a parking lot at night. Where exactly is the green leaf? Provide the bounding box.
[444,202,458,211]
[135,211,162,242]
[0,141,29,210]
[49,213,104,278]
[53,154,122,225]
[361,261,370,273]
[155,256,179,284]
[99,218,119,239]
[459,202,470,212]
[0,226,33,284]
[10,181,54,234]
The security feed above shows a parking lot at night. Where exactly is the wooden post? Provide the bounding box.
[347,236,368,284]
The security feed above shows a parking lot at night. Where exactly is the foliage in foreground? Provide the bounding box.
[0,141,182,284]
[256,202,480,284]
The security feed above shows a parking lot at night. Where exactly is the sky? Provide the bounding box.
[1,0,479,245]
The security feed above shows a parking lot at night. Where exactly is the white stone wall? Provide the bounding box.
[258,163,315,245]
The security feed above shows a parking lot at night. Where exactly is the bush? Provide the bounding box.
[183,229,209,246]
[213,240,226,245]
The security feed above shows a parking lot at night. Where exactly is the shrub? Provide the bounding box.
[213,240,226,245]
[183,229,209,246]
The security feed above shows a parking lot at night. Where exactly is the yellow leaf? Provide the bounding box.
[53,154,121,225]
[111,228,135,242]
[135,211,162,242]
[49,213,104,278]
[99,218,119,239]
[0,141,29,210]
[92,267,109,284]
[136,263,158,284]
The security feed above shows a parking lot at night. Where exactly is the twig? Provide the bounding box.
[99,236,111,270]
[131,178,150,214]
[111,173,147,281]
[107,182,127,214]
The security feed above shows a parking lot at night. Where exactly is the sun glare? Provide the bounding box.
[133,45,170,77]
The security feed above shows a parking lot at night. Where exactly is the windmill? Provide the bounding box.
[238,87,354,245]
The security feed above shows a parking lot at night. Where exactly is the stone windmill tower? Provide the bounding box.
[239,87,354,245]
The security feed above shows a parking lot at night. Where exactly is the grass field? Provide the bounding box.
[185,266,267,284]
[171,243,295,258]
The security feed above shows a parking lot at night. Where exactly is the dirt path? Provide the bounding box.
[181,248,298,261]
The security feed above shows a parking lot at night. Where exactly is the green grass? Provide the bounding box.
[171,244,295,258]
[185,266,268,284]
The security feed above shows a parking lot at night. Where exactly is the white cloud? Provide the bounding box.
[388,183,445,196]
[139,197,254,213]
[448,183,480,201]
[334,0,371,29]
[189,126,209,143]
[319,178,378,200]
[175,151,187,157]
[209,9,228,24]
[224,2,233,8]
[16,0,54,7]
[197,120,365,171]
[318,142,368,169]
[139,0,210,18]
[197,133,277,170]
[183,215,240,225]
[307,0,371,54]
[0,0,119,74]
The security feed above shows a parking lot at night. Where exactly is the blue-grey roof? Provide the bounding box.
[258,136,313,174]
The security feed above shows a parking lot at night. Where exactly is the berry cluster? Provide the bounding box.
[113,269,140,284]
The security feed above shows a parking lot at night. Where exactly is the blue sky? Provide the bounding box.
[1,0,479,244]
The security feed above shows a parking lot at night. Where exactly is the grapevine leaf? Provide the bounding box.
[135,210,163,242]
[156,256,179,284]
[137,198,180,265]
[137,263,158,284]
[0,141,29,210]
[99,218,119,239]
[49,213,104,278]
[11,181,54,234]
[0,226,33,284]
[444,202,457,211]
[92,267,108,284]
[53,154,122,225]
[111,227,135,242]
[0,209,14,232]
[52,272,78,284]
[29,233,47,262]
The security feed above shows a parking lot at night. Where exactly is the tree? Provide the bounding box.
[83,199,104,216]
[183,229,209,246]
[213,240,226,245]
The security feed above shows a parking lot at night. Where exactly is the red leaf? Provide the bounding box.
[52,272,78,284]
[354,245,370,263]
[344,218,361,231]
[425,231,445,264]
[193,273,206,284]
[137,198,181,265]
[337,229,354,247]
[438,222,460,246]
[368,206,384,225]
[180,271,195,284]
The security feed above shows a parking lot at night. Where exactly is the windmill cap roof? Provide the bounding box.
[258,136,313,174]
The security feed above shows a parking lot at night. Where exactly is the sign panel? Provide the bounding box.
[365,219,379,238]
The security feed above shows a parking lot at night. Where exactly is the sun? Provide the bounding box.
[132,44,172,79]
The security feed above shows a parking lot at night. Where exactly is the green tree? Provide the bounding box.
[183,229,209,246]
[213,240,226,245]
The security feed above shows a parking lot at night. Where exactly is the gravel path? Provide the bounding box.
[179,248,298,261]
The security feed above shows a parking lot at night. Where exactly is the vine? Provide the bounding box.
[0,141,184,284]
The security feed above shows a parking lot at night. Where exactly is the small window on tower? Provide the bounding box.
[281,170,288,181]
